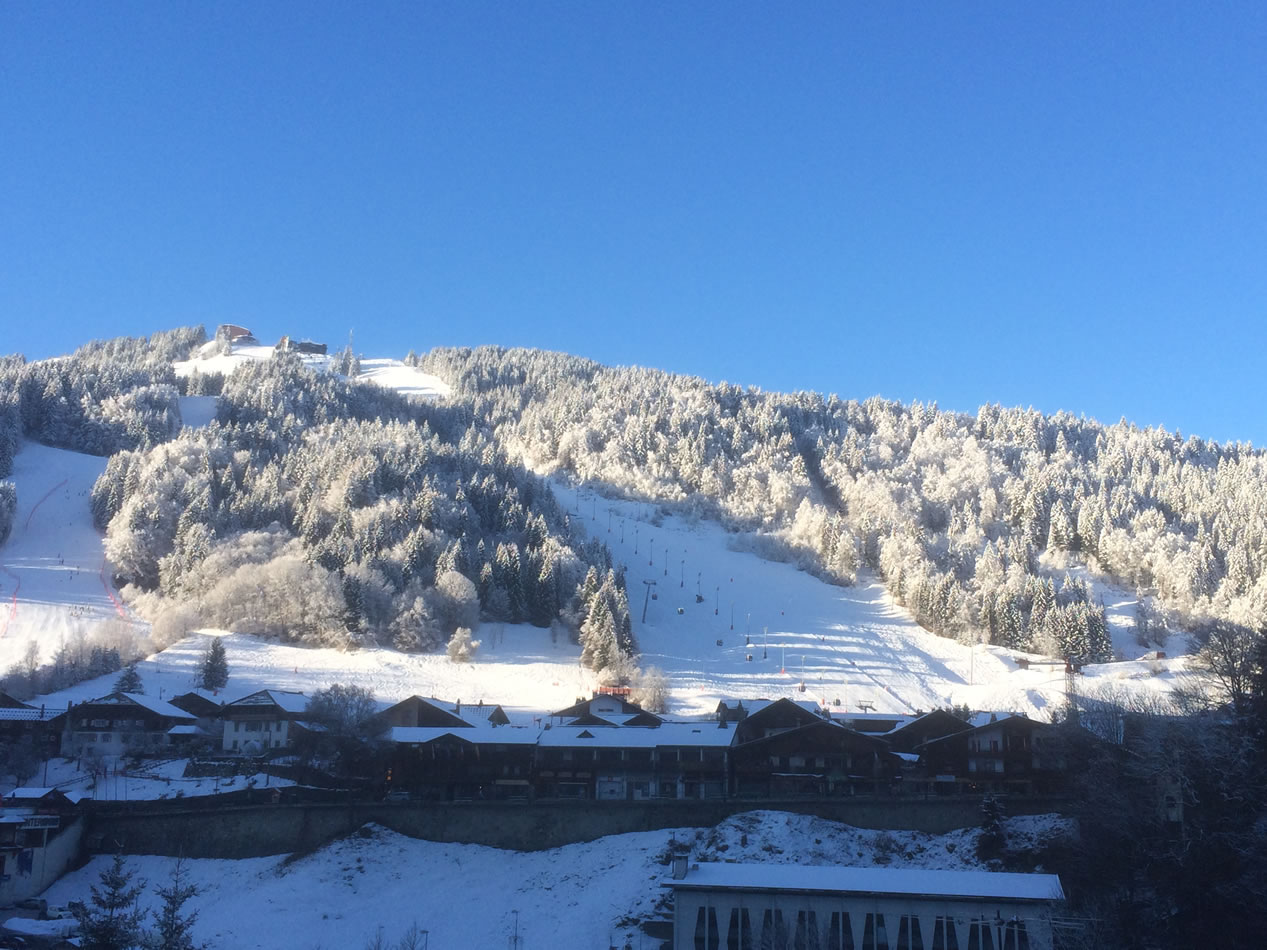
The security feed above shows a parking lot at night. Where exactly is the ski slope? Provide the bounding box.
[174,340,451,399]
[0,441,130,673]
[4,342,1192,723]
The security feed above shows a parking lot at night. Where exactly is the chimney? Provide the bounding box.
[671,852,690,880]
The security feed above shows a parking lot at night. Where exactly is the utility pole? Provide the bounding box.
[509,909,522,950]
[641,579,658,623]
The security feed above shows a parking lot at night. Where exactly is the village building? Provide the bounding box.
[0,693,68,759]
[915,714,1066,795]
[62,692,198,757]
[219,689,313,754]
[730,717,897,798]
[274,335,328,355]
[535,719,735,801]
[0,788,84,906]
[377,696,533,801]
[725,698,827,745]
[665,860,1065,950]
[214,323,256,345]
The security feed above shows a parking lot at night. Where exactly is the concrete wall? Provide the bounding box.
[86,796,1067,859]
[0,818,84,905]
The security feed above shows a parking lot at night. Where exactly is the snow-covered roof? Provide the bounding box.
[667,863,1065,902]
[166,724,205,736]
[538,721,736,749]
[828,712,915,734]
[0,706,63,721]
[387,726,539,746]
[726,698,824,717]
[89,692,196,721]
[4,787,59,800]
[223,689,309,715]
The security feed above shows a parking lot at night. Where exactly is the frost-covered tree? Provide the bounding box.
[446,626,479,662]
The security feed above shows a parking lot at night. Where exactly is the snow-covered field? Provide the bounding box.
[25,811,1068,950]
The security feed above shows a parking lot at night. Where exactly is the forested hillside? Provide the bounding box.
[421,346,1267,665]
[1,327,205,557]
[8,331,1267,681]
[90,351,630,664]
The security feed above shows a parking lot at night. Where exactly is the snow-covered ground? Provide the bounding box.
[14,754,293,803]
[28,811,1069,950]
[173,339,450,399]
[0,441,131,672]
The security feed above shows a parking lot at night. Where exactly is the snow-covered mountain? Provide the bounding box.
[1,331,1194,722]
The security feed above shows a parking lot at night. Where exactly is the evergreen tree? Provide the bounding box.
[75,853,148,950]
[114,663,144,694]
[532,557,558,628]
[198,638,229,691]
[976,794,1007,861]
[146,860,204,950]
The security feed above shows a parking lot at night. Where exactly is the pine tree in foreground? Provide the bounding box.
[146,859,204,950]
[75,853,147,950]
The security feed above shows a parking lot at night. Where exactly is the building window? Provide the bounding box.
[828,912,855,950]
[863,913,889,950]
[795,911,823,950]
[694,907,721,950]
[932,918,959,950]
[760,911,788,950]
[726,908,754,950]
[966,922,995,950]
[1000,921,1028,950]
[896,915,924,950]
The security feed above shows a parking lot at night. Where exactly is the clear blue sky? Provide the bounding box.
[3,2,1265,443]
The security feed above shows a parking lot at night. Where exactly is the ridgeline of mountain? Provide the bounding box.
[4,329,1266,694]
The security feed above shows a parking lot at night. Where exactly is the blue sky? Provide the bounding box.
[2,2,1265,443]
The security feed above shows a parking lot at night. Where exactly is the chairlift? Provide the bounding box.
[651,592,658,600]
[676,607,685,615]
[715,638,723,647]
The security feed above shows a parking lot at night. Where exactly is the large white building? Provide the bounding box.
[664,860,1064,950]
